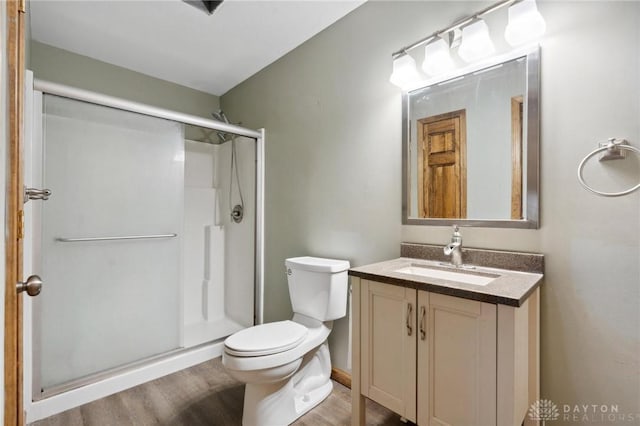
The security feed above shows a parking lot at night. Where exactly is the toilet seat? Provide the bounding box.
[224,320,308,357]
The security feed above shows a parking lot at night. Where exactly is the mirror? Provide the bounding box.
[402,47,540,229]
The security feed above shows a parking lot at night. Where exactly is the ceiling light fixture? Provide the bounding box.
[182,0,224,15]
[389,0,545,89]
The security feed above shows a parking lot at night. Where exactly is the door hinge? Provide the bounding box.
[19,0,26,13]
[17,210,24,240]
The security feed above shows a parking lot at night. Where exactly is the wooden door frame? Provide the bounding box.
[417,109,467,219]
[5,0,26,424]
[511,96,523,220]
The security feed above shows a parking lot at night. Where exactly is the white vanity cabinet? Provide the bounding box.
[359,280,417,421]
[352,277,540,426]
[417,290,497,426]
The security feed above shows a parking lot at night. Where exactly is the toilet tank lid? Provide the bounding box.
[285,256,350,273]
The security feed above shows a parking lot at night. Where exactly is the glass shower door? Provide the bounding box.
[34,95,184,395]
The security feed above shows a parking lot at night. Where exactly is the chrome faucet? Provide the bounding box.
[443,225,463,267]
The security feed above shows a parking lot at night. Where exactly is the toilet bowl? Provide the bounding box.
[222,256,350,426]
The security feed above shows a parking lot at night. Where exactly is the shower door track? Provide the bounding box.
[37,347,184,400]
[36,338,224,400]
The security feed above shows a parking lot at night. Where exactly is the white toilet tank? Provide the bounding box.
[285,257,350,321]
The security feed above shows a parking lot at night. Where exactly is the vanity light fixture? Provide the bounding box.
[389,53,423,89]
[504,0,546,46]
[389,0,545,89]
[422,38,455,76]
[457,19,496,63]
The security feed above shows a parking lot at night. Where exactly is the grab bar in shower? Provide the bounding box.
[55,233,178,243]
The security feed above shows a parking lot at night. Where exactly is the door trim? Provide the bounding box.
[5,0,26,424]
[511,96,524,219]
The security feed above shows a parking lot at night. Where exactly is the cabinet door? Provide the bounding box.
[418,292,497,426]
[361,280,417,422]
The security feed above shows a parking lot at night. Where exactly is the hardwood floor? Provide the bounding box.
[30,358,407,426]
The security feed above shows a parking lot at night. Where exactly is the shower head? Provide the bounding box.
[212,110,230,124]
[212,110,231,143]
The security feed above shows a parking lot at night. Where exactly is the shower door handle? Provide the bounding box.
[17,275,43,297]
[24,186,52,203]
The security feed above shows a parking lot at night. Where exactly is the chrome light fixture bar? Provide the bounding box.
[391,0,517,60]
[390,0,545,88]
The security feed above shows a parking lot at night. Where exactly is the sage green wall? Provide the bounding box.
[221,1,640,421]
[30,41,219,117]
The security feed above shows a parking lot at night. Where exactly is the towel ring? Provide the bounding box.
[577,139,640,197]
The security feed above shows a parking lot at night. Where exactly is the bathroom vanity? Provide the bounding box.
[349,244,543,426]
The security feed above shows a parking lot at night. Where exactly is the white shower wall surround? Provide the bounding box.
[183,139,256,347]
[22,76,264,422]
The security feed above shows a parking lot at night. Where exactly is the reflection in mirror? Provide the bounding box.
[402,47,539,229]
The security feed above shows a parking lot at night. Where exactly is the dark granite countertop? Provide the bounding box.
[349,257,543,307]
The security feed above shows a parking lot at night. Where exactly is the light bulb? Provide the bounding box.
[422,38,455,76]
[458,19,495,63]
[505,0,546,46]
[389,54,422,89]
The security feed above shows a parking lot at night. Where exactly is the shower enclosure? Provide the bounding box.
[22,74,264,422]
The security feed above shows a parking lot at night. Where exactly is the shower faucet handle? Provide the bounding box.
[231,204,244,223]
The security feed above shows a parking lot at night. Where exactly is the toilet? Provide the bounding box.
[222,256,350,426]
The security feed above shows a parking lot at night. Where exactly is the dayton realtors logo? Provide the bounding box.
[529,399,640,423]
[528,399,560,425]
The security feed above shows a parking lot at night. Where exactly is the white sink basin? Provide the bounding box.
[394,265,500,286]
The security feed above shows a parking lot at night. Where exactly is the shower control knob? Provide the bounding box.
[231,204,244,223]
[16,275,43,297]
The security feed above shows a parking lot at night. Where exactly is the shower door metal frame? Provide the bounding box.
[32,78,265,325]
[23,79,265,421]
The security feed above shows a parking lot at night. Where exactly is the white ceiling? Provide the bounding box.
[30,0,365,96]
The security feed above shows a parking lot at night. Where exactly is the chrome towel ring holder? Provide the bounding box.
[577,138,640,197]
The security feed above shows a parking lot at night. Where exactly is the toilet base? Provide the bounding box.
[241,342,333,426]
